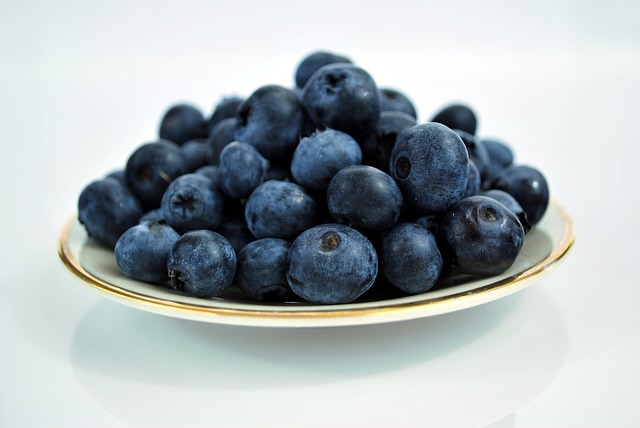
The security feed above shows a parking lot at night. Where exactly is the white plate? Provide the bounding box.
[58,200,575,327]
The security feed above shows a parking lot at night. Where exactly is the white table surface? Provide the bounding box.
[2,1,639,426]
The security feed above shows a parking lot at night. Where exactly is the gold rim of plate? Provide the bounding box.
[57,199,575,326]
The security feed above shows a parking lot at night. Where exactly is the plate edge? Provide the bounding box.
[57,199,576,326]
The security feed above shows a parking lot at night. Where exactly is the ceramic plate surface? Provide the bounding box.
[58,200,575,327]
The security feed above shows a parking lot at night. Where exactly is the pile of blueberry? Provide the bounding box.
[77,50,550,305]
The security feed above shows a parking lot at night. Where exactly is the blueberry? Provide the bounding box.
[441,195,525,276]
[290,129,362,190]
[208,96,244,133]
[390,122,469,214]
[78,177,144,248]
[167,230,237,298]
[217,141,269,200]
[139,208,165,223]
[124,140,187,209]
[194,165,219,185]
[286,224,378,304]
[294,50,352,89]
[160,173,224,233]
[414,212,442,236]
[301,63,381,142]
[265,164,292,182]
[327,165,403,232]
[298,102,320,139]
[180,139,210,172]
[381,222,443,294]
[479,189,531,233]
[454,129,490,180]
[114,220,180,283]
[205,117,237,164]
[215,215,255,253]
[235,85,304,161]
[362,110,417,173]
[245,180,320,240]
[489,164,549,225]
[236,238,294,302]
[105,168,126,185]
[481,137,515,185]
[379,87,417,118]
[431,103,478,136]
[159,104,208,145]
[462,160,481,198]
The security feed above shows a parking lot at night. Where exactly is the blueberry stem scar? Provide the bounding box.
[395,156,411,178]
[319,231,341,252]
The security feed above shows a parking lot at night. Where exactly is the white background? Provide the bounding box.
[2,0,640,426]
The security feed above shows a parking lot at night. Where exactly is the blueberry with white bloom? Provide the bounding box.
[390,122,469,214]
[160,173,224,233]
[287,224,377,304]
[167,230,237,298]
[78,177,143,248]
[290,129,362,190]
[115,220,180,283]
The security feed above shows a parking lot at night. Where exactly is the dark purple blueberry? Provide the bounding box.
[454,129,490,180]
[489,164,549,225]
[234,85,304,161]
[441,195,525,276]
[265,164,292,182]
[431,103,478,135]
[205,117,237,164]
[362,111,417,173]
[160,173,224,233]
[481,137,515,185]
[139,208,165,223]
[298,102,320,139]
[294,50,352,89]
[159,104,208,145]
[124,140,187,209]
[414,212,442,236]
[290,129,362,190]
[462,161,481,198]
[105,168,126,185]
[301,63,381,143]
[194,165,219,185]
[218,141,269,199]
[208,96,244,133]
[479,189,531,233]
[236,238,294,302]
[180,139,210,172]
[381,222,443,294]
[215,215,255,254]
[287,224,377,304]
[167,230,236,298]
[114,220,180,283]
[78,177,143,248]
[327,165,403,232]
[244,180,320,240]
[390,122,469,214]
[379,87,417,118]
